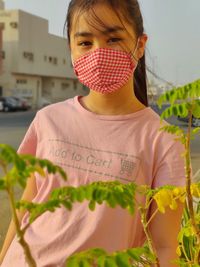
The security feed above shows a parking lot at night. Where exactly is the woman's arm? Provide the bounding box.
[149,201,184,267]
[0,174,37,264]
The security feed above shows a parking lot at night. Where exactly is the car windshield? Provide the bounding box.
[6,98,17,104]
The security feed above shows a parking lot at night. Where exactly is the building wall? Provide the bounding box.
[0,9,88,108]
[50,79,87,103]
[16,10,75,79]
[11,74,42,107]
[0,24,2,95]
[0,10,19,95]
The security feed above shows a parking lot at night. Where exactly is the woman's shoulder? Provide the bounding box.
[141,107,179,143]
[141,106,166,130]
[35,96,78,120]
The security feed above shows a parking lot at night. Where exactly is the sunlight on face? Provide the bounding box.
[70,3,147,62]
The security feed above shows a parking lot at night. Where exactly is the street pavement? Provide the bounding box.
[0,108,199,248]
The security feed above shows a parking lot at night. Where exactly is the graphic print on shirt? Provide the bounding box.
[48,139,141,182]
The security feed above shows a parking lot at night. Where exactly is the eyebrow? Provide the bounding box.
[74,26,125,38]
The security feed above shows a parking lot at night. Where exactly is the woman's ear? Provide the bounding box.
[67,41,71,51]
[137,34,148,59]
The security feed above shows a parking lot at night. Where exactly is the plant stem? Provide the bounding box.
[7,185,37,267]
[185,109,200,264]
[140,206,160,267]
[2,162,37,267]
[185,110,200,241]
[145,208,159,228]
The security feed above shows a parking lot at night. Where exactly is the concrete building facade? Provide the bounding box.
[0,20,3,78]
[0,1,88,108]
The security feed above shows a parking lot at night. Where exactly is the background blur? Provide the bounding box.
[5,0,200,85]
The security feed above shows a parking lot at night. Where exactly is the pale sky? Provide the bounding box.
[5,0,200,86]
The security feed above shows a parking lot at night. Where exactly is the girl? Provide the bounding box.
[0,0,185,266]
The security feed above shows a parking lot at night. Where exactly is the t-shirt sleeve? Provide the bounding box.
[152,131,186,188]
[17,116,38,156]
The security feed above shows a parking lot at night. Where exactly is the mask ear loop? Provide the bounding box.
[71,54,74,67]
[71,49,95,67]
[129,38,140,62]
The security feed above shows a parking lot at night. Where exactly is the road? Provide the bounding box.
[0,110,35,149]
[0,108,199,248]
[0,107,200,158]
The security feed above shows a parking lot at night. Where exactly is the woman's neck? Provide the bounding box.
[80,82,147,116]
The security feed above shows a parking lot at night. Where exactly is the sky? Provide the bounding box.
[4,0,200,86]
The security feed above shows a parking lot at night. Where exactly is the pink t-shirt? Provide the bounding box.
[1,96,185,267]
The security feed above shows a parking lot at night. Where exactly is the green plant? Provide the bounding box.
[157,79,200,266]
[0,79,200,267]
[0,145,67,267]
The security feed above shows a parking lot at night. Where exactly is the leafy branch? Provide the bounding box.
[157,81,200,265]
[0,144,67,266]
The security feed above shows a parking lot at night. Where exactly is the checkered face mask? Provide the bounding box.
[73,47,138,94]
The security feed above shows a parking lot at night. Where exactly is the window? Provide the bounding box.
[53,57,57,65]
[10,22,18,29]
[73,81,77,90]
[1,51,5,59]
[16,79,27,84]
[61,83,69,90]
[23,52,34,61]
[0,23,5,30]
[48,56,58,65]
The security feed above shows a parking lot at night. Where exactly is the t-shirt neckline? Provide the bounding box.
[74,95,151,121]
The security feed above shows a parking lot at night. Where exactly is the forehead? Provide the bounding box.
[70,3,135,37]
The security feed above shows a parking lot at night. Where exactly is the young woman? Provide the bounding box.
[0,0,185,266]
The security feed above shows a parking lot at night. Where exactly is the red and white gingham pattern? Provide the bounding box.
[73,48,137,94]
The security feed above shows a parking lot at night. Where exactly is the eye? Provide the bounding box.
[108,38,122,44]
[77,41,92,47]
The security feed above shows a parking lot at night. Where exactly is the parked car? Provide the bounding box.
[0,97,18,112]
[177,115,200,127]
[0,100,3,111]
[150,103,200,127]
[37,97,52,109]
[12,97,31,111]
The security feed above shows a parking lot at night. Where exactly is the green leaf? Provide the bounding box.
[126,248,140,261]
[85,186,93,200]
[192,127,200,135]
[89,200,96,211]
[106,193,117,208]
[76,187,86,202]
[78,259,91,267]
[161,103,188,119]
[115,253,130,267]
[192,100,200,118]
[159,125,184,137]
[62,200,72,210]
[157,79,200,108]
[66,257,79,267]
[182,235,194,261]
[90,248,107,257]
[97,256,105,267]
[0,179,6,190]
[104,257,117,267]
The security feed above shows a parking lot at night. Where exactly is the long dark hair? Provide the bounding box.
[65,0,148,107]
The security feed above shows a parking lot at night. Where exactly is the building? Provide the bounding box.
[147,79,170,104]
[0,18,3,79]
[0,1,88,108]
